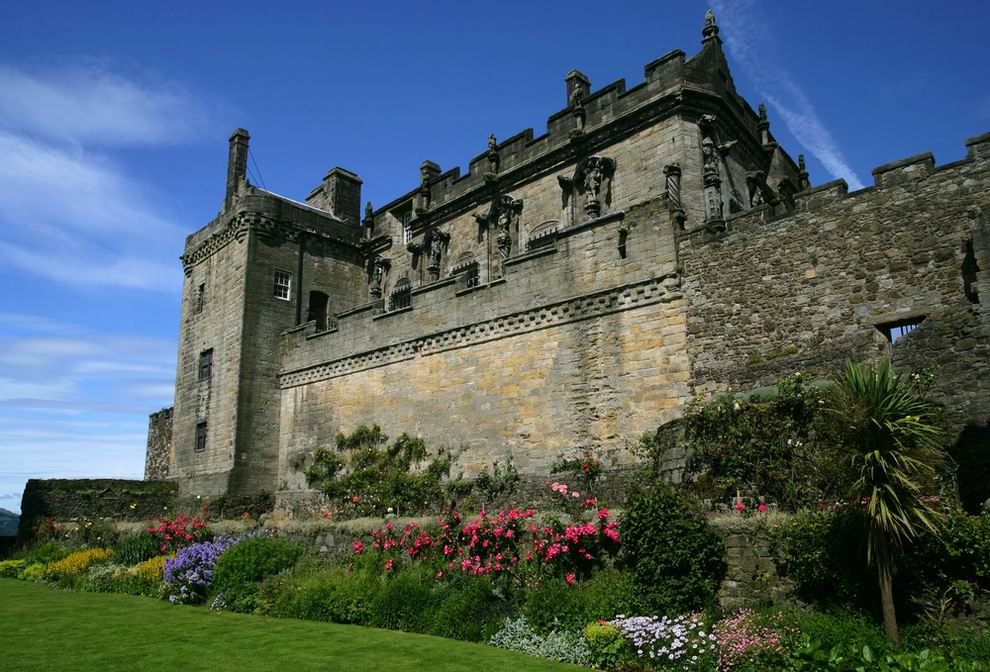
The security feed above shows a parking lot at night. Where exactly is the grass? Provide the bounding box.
[0,579,588,672]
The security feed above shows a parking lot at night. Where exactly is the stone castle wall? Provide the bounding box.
[144,406,173,480]
[277,199,691,491]
[677,133,990,433]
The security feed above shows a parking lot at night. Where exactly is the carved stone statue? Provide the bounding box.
[424,227,450,281]
[701,136,719,178]
[705,8,715,28]
[487,133,500,175]
[570,81,587,133]
[573,155,615,219]
[369,256,389,299]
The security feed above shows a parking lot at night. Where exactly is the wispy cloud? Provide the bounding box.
[0,62,203,293]
[710,0,866,190]
[0,63,206,146]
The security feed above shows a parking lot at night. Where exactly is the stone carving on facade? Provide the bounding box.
[570,81,587,135]
[574,155,616,219]
[699,115,725,230]
[368,255,390,299]
[424,226,451,281]
[797,154,811,191]
[487,134,500,176]
[363,201,374,238]
[416,165,431,215]
[663,163,687,231]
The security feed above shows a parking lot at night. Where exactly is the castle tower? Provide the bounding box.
[167,130,367,499]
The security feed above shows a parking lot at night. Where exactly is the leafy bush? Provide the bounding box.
[489,617,592,667]
[620,486,726,614]
[0,559,28,578]
[82,563,128,593]
[305,425,454,517]
[43,548,113,583]
[428,575,507,642]
[258,563,376,625]
[583,622,630,670]
[112,533,162,565]
[642,373,840,510]
[212,537,302,612]
[367,563,442,632]
[788,640,986,672]
[17,562,45,581]
[524,569,640,633]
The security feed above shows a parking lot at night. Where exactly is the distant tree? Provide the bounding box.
[826,358,945,646]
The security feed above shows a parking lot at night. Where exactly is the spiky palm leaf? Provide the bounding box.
[827,358,946,644]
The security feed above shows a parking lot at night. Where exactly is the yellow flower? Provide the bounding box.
[43,548,112,581]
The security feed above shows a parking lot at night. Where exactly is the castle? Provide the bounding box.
[145,11,990,504]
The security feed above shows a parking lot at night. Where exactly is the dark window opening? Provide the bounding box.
[308,290,333,331]
[194,283,205,314]
[198,349,213,381]
[466,263,480,288]
[388,279,411,312]
[963,238,980,304]
[195,421,208,452]
[876,316,925,344]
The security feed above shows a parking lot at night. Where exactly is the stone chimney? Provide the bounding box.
[225,128,250,211]
[323,167,363,227]
[565,70,591,106]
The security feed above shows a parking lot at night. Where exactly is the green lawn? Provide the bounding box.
[0,579,588,672]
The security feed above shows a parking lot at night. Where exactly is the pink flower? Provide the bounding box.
[353,541,364,554]
[384,559,393,571]
[565,573,576,586]
[735,502,745,512]
[758,504,767,512]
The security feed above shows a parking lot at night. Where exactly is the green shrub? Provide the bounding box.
[13,542,68,565]
[304,424,454,516]
[367,563,441,633]
[257,563,376,625]
[583,622,630,670]
[212,537,302,612]
[429,575,507,642]
[17,562,45,582]
[619,486,726,614]
[524,569,640,633]
[0,559,27,578]
[770,510,870,608]
[112,533,162,566]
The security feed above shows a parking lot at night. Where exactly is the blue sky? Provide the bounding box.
[0,1,987,514]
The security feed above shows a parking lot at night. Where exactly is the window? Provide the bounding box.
[195,421,208,452]
[273,270,291,300]
[388,279,412,312]
[194,283,205,314]
[198,349,213,381]
[876,316,925,344]
[466,263,480,288]
[401,210,413,244]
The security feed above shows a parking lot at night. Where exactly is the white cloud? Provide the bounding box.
[0,63,206,146]
[710,0,866,190]
[0,61,204,293]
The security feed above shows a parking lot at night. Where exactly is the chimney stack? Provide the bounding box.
[323,167,363,227]
[225,128,250,211]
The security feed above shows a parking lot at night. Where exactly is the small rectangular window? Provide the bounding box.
[195,421,208,452]
[876,316,925,344]
[273,270,291,300]
[198,349,213,381]
[401,210,413,244]
[466,264,480,288]
[194,283,205,314]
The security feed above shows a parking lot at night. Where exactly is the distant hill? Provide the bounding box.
[0,508,19,536]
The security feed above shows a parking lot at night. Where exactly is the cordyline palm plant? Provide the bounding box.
[827,358,945,646]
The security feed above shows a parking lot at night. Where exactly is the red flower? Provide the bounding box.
[565,572,576,586]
